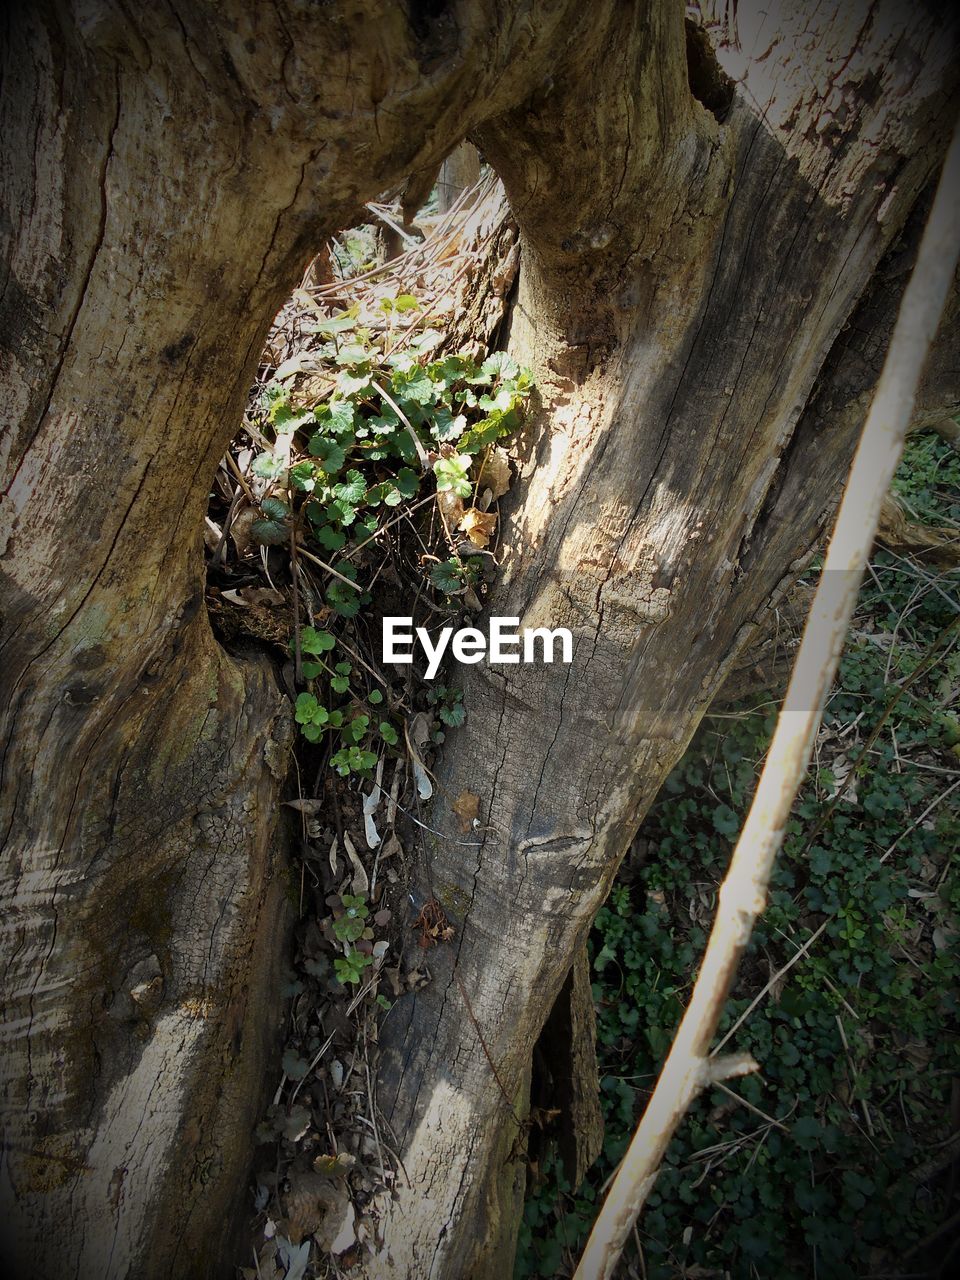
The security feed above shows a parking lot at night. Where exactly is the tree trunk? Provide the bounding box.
[1,3,957,1279]
[0,4,595,1276]
[373,5,959,1276]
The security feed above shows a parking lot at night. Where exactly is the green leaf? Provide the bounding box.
[430,558,466,593]
[334,469,367,505]
[331,675,350,694]
[367,689,384,705]
[295,693,319,723]
[309,311,357,335]
[251,452,286,480]
[480,351,520,381]
[299,627,336,654]
[250,518,288,546]
[712,803,740,838]
[327,582,362,617]
[261,496,290,520]
[326,498,357,526]
[308,435,347,474]
[313,523,347,551]
[433,453,471,498]
[289,460,318,492]
[431,408,468,443]
[317,399,357,437]
[395,467,419,498]
[380,722,399,745]
[281,1048,310,1080]
[439,701,466,728]
[300,661,323,680]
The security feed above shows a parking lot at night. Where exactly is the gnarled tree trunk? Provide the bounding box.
[1,2,956,1278]
[373,4,959,1276]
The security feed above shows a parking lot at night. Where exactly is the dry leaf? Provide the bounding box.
[406,713,434,799]
[452,789,480,833]
[477,446,511,500]
[222,586,286,607]
[459,507,497,548]
[229,503,257,558]
[437,489,465,529]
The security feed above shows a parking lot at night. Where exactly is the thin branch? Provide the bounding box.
[574,117,960,1280]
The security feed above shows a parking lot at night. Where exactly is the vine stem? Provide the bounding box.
[574,116,960,1280]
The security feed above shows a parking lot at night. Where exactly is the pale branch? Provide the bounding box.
[573,117,960,1280]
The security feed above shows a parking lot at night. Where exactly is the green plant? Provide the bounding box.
[518,433,959,1279]
[333,949,373,985]
[289,626,399,774]
[247,311,533,761]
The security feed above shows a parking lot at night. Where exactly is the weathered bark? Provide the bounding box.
[437,142,482,213]
[374,4,959,1276]
[1,3,958,1279]
[0,4,597,1276]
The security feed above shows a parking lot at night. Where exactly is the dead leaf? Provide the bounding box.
[282,1170,332,1244]
[452,789,480,833]
[459,507,497,548]
[315,1186,356,1255]
[222,586,286,607]
[285,798,324,815]
[477,446,511,500]
[342,833,369,895]
[230,504,257,558]
[406,713,434,800]
[437,489,465,529]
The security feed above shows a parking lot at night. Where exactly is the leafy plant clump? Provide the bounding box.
[518,431,960,1278]
[244,301,533,774]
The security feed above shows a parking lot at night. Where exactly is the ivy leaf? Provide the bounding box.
[251,452,286,480]
[261,496,290,520]
[299,627,336,654]
[395,467,419,498]
[480,351,520,381]
[326,498,357,526]
[327,581,362,617]
[433,453,471,497]
[334,469,367,505]
[430,559,466,593]
[251,517,288,546]
[281,1049,310,1080]
[439,701,466,728]
[313,523,347,551]
[318,399,357,437]
[289,461,318,492]
[308,435,347,474]
[712,804,740,838]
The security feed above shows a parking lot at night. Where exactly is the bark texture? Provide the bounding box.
[0,3,594,1276]
[1,3,957,1279]
[374,4,959,1276]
